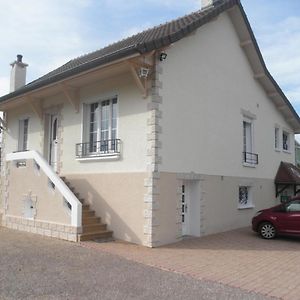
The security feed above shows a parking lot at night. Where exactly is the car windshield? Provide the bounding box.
[286,200,300,212]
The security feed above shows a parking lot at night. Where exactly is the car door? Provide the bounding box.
[280,200,300,234]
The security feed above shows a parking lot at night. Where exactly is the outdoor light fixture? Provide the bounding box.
[139,67,150,78]
[159,52,167,61]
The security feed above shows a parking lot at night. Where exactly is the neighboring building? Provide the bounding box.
[0,0,300,247]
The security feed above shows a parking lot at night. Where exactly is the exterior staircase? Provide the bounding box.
[61,176,113,242]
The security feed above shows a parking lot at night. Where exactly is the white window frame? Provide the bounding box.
[238,185,254,209]
[18,117,30,151]
[80,96,119,159]
[282,130,291,153]
[274,126,280,151]
[242,116,256,167]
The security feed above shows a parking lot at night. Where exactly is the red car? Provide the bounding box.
[252,199,300,239]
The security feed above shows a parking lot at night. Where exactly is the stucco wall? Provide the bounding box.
[154,172,279,245]
[154,172,181,246]
[5,105,42,155]
[66,172,147,245]
[61,74,148,174]
[6,159,71,225]
[4,73,148,175]
[159,12,295,179]
[201,174,278,235]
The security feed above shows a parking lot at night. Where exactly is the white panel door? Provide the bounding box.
[181,183,190,236]
[48,114,58,172]
[182,181,201,237]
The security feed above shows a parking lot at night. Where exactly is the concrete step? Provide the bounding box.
[82,210,95,217]
[82,204,90,211]
[82,223,107,233]
[79,230,113,241]
[82,216,101,225]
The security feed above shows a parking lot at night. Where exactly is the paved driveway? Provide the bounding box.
[81,227,300,300]
[0,227,268,300]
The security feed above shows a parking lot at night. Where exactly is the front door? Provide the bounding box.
[48,114,58,172]
[181,180,201,237]
[181,183,190,236]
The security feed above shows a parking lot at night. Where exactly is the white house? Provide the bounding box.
[0,0,299,247]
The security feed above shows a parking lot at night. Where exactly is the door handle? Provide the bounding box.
[185,204,187,212]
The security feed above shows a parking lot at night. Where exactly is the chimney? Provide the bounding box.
[10,54,28,92]
[201,0,218,10]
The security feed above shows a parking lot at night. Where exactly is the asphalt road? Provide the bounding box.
[0,227,270,300]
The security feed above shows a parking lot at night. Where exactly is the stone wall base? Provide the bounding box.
[2,215,81,242]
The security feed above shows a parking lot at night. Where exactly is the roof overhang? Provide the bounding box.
[0,51,155,111]
[0,0,299,133]
[227,3,300,133]
[275,161,300,185]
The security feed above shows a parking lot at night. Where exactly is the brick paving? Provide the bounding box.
[0,227,267,300]
[80,228,300,300]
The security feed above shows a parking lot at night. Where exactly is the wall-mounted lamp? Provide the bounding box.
[139,67,150,78]
[159,52,167,61]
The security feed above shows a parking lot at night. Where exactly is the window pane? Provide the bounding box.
[275,128,279,149]
[18,119,29,151]
[243,121,252,153]
[85,98,118,155]
[283,132,289,151]
[239,186,248,206]
[89,103,99,152]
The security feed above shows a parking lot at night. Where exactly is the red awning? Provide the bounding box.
[275,162,300,185]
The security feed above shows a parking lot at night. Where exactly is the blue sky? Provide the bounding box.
[0,0,299,116]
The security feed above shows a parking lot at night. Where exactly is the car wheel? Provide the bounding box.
[259,222,276,239]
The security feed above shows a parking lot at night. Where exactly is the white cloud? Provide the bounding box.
[0,77,9,96]
[256,16,300,107]
[0,0,203,97]
[101,0,200,11]
[121,23,154,39]
[286,88,300,105]
[0,0,98,96]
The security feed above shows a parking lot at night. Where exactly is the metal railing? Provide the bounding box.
[76,139,121,158]
[243,151,258,165]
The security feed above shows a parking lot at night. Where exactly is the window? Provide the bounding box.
[282,131,290,151]
[18,118,29,151]
[242,118,258,165]
[274,127,280,150]
[238,186,253,209]
[243,120,252,153]
[79,97,119,157]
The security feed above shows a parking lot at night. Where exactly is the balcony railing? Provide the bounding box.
[243,151,258,165]
[76,139,121,158]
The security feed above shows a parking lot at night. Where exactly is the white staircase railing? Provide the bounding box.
[6,150,82,227]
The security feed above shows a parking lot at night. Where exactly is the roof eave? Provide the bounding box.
[236,2,300,133]
[0,0,240,105]
[0,46,139,103]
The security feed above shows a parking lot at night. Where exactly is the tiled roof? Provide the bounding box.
[0,0,238,101]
